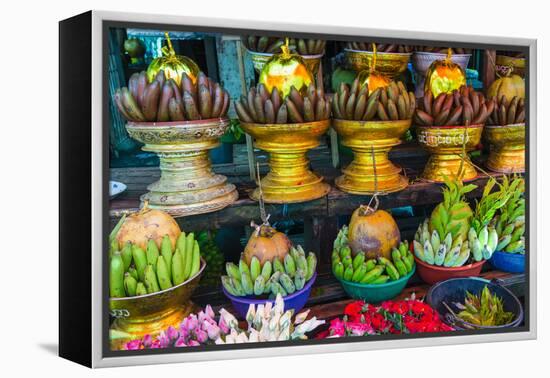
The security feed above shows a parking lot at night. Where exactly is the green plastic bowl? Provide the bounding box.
[337,266,415,303]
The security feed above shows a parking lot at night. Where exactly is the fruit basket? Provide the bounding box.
[126,118,238,216]
[220,220,319,318]
[223,272,317,319]
[426,277,523,330]
[416,124,483,182]
[414,257,485,285]
[332,80,415,194]
[337,267,415,303]
[344,49,411,78]
[110,258,206,343]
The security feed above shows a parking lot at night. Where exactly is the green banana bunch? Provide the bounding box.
[414,219,473,267]
[109,231,202,298]
[332,230,415,284]
[492,176,525,254]
[221,245,316,298]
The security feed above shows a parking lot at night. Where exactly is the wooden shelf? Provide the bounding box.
[110,143,503,231]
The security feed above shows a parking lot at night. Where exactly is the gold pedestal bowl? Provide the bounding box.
[126,119,238,217]
[109,259,205,349]
[240,120,331,203]
[484,123,525,173]
[247,50,324,76]
[333,119,412,194]
[344,49,412,78]
[416,124,484,182]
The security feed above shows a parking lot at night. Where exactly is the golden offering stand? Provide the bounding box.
[126,119,238,217]
[416,124,484,182]
[240,120,331,203]
[484,123,525,173]
[332,119,412,194]
[109,260,205,349]
[344,49,412,78]
[247,50,324,76]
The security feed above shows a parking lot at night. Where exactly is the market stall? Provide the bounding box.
[107,29,526,350]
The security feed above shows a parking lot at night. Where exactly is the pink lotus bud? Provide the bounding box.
[142,334,153,348]
[203,320,220,340]
[166,326,179,341]
[205,305,215,319]
[187,340,200,347]
[218,316,230,334]
[125,339,142,350]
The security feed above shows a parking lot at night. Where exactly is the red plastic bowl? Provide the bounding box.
[414,256,486,285]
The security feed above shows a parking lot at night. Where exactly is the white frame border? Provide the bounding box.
[90,10,537,368]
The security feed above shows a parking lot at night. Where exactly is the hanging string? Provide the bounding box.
[370,43,378,74]
[366,145,380,212]
[256,162,268,224]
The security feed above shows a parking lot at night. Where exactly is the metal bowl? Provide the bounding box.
[247,50,324,75]
[416,124,483,182]
[126,118,230,150]
[109,258,206,341]
[344,49,411,78]
[426,277,523,330]
[484,123,526,173]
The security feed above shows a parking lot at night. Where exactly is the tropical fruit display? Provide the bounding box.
[486,95,525,125]
[114,70,230,122]
[332,79,415,121]
[235,82,330,124]
[243,36,326,55]
[490,176,525,254]
[109,209,202,298]
[487,74,525,101]
[222,245,317,298]
[346,42,414,53]
[332,226,415,284]
[221,221,316,298]
[423,50,467,98]
[413,177,478,267]
[197,230,225,286]
[414,85,492,126]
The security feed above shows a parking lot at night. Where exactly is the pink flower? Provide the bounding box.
[142,334,153,348]
[346,321,375,336]
[329,317,346,337]
[174,337,188,347]
[125,339,142,350]
[203,320,221,340]
[187,340,200,347]
[218,316,230,334]
[195,328,208,344]
[157,331,170,348]
[166,326,179,341]
[150,339,162,349]
[205,305,215,319]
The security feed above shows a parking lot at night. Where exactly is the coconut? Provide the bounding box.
[347,205,400,260]
[115,205,181,251]
[243,221,291,266]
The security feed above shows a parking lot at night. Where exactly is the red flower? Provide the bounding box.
[344,301,364,318]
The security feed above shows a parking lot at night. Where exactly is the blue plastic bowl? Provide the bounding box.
[222,272,317,319]
[489,250,525,273]
[426,277,523,330]
[337,266,415,303]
